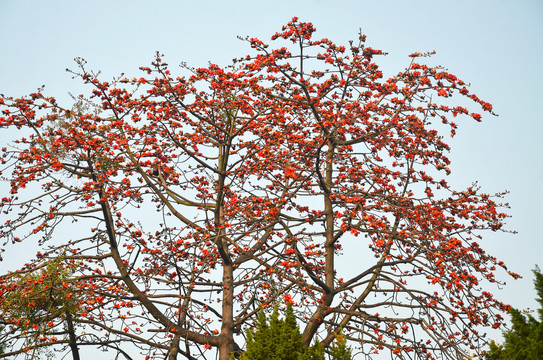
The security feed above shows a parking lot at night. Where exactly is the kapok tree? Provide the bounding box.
[0,18,518,360]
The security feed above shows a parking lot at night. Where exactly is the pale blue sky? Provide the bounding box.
[1,0,542,338]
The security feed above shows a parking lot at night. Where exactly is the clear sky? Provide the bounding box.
[1,0,542,348]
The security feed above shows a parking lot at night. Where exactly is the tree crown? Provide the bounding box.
[0,18,517,360]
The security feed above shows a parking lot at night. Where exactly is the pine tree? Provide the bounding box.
[235,304,350,360]
[328,331,352,360]
[484,266,543,360]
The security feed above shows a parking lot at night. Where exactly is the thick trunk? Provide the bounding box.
[217,143,237,360]
[167,336,180,360]
[303,146,336,346]
[219,263,235,360]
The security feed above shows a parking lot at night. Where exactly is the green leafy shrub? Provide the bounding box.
[484,266,543,360]
[234,304,351,360]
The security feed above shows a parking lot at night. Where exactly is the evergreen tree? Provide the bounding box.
[235,305,350,360]
[484,266,543,360]
[328,331,352,360]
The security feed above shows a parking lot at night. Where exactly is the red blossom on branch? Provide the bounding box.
[0,18,513,360]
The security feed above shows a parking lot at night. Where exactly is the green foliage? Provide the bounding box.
[0,252,83,356]
[328,331,352,360]
[235,304,351,360]
[484,266,543,360]
[0,254,81,330]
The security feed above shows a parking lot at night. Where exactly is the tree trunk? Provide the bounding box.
[219,262,235,360]
[167,336,180,360]
[66,312,80,360]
